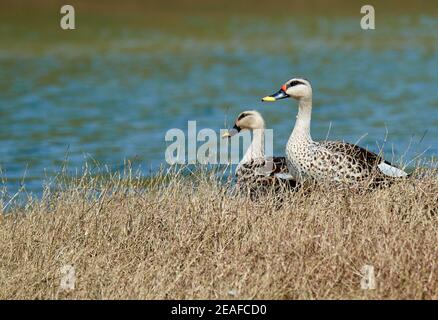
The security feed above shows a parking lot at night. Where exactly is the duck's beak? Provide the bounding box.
[262,87,289,102]
[222,124,241,138]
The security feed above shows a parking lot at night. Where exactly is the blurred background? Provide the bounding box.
[0,0,437,195]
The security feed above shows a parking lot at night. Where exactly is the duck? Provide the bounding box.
[222,110,297,196]
[261,78,409,187]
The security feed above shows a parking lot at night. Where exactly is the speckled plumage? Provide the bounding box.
[263,78,408,186]
[286,138,401,185]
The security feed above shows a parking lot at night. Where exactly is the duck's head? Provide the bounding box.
[262,78,312,102]
[222,110,265,138]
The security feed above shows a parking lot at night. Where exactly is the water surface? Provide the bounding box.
[0,2,437,195]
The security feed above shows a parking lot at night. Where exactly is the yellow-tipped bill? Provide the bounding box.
[222,131,231,138]
[222,127,240,138]
[261,88,289,102]
[262,96,276,102]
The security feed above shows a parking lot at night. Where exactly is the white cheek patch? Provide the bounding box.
[378,162,408,177]
[288,84,307,98]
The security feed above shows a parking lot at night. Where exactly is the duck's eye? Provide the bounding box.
[289,80,305,87]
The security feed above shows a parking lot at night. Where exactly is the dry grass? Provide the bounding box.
[0,165,437,300]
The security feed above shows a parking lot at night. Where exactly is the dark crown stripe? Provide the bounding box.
[289,80,306,87]
[238,112,249,121]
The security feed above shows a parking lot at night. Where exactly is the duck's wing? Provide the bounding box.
[237,157,296,182]
[319,141,408,178]
[238,157,290,176]
[269,157,296,180]
[236,157,296,191]
[268,156,291,175]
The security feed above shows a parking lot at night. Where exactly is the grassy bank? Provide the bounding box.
[0,166,437,299]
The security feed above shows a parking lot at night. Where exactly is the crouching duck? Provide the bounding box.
[222,110,297,197]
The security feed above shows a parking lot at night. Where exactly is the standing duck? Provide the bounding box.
[222,110,296,196]
[261,78,408,186]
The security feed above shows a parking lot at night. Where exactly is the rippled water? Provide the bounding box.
[0,4,438,195]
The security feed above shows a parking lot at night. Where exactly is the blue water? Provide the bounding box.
[0,14,437,195]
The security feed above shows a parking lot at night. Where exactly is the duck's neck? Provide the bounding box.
[291,97,313,142]
[240,128,265,165]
